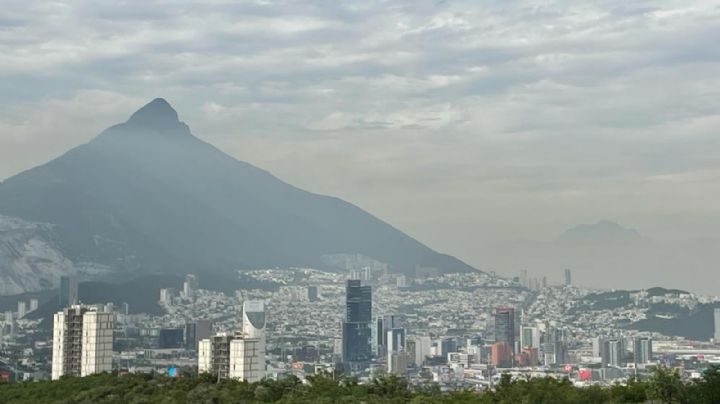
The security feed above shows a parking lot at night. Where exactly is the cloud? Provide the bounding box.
[1,0,720,290]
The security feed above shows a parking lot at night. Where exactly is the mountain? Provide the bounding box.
[0,98,474,294]
[555,220,647,246]
[477,221,720,295]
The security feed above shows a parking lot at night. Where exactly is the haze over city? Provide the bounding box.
[2,1,720,293]
[2,2,720,402]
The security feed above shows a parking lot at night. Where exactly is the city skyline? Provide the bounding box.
[1,1,720,293]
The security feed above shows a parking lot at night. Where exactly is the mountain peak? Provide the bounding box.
[126,98,181,131]
[556,220,644,245]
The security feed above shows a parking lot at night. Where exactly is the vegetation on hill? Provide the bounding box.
[1,366,719,403]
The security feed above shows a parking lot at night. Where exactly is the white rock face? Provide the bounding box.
[0,215,77,295]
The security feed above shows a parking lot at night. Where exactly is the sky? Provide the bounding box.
[1,0,720,286]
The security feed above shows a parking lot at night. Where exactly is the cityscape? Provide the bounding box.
[3,266,720,391]
[1,0,720,402]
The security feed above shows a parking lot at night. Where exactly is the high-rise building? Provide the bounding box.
[521,326,540,349]
[714,308,720,341]
[29,298,39,312]
[159,288,174,305]
[491,342,512,367]
[307,286,318,302]
[342,280,372,366]
[186,319,212,350]
[198,302,265,382]
[17,301,27,319]
[52,305,113,380]
[387,351,410,375]
[59,275,78,307]
[386,328,406,353]
[495,308,515,355]
[183,274,198,299]
[376,315,403,356]
[159,328,184,349]
[242,300,266,372]
[564,269,572,286]
[408,336,431,366]
[603,338,625,367]
[633,337,652,364]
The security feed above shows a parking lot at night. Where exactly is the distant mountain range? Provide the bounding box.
[479,221,720,295]
[0,98,474,295]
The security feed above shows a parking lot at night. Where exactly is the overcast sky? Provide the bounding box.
[1,0,720,277]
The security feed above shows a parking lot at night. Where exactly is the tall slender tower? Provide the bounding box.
[52,304,113,380]
[198,301,266,382]
[495,307,515,354]
[342,280,372,368]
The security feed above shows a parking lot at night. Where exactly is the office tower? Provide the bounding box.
[159,328,184,349]
[495,308,515,355]
[439,338,458,357]
[59,275,78,307]
[376,315,403,356]
[564,269,572,286]
[307,286,318,302]
[491,342,512,367]
[17,301,27,319]
[4,311,12,322]
[521,326,540,349]
[342,280,372,366]
[29,298,39,312]
[240,300,265,381]
[198,329,264,382]
[413,336,432,366]
[603,338,624,367]
[159,288,174,305]
[405,337,417,366]
[633,337,653,364]
[396,275,407,288]
[121,302,130,316]
[592,337,603,358]
[545,328,568,365]
[714,308,720,341]
[386,328,406,353]
[183,274,198,299]
[520,270,528,288]
[52,304,113,380]
[186,319,212,350]
[387,351,410,375]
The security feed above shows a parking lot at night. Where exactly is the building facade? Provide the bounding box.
[52,305,113,380]
[495,308,515,355]
[342,280,372,367]
[633,337,653,364]
[197,301,266,382]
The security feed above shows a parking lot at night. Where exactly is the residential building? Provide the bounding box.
[52,304,113,380]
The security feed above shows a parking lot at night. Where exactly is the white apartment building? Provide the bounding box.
[198,300,266,382]
[52,305,114,380]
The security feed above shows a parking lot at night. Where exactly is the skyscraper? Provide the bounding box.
[198,301,265,382]
[17,301,27,319]
[521,326,540,349]
[307,286,318,302]
[52,304,113,380]
[242,300,266,362]
[714,308,720,341]
[376,314,403,356]
[59,275,78,307]
[342,280,372,367]
[186,319,212,350]
[603,338,625,367]
[633,337,653,364]
[495,308,515,355]
[564,269,572,286]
